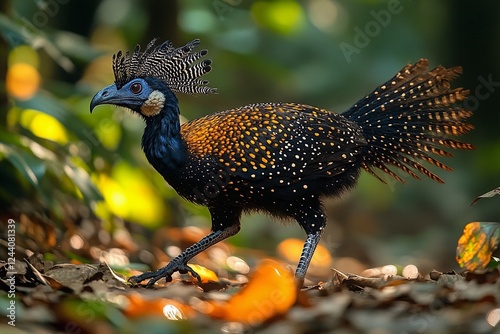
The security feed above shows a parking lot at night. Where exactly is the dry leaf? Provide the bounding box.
[203,259,296,325]
[471,187,500,205]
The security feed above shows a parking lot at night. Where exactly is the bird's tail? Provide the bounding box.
[342,59,474,184]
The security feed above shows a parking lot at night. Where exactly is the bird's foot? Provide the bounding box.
[128,260,201,288]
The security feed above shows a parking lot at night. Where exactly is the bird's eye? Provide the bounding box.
[130,82,142,94]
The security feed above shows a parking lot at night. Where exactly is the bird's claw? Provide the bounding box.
[128,260,201,288]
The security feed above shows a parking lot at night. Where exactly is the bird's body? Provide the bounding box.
[91,39,474,287]
[149,103,364,210]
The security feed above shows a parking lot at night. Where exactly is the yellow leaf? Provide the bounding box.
[19,109,68,144]
[456,222,500,271]
[188,264,218,283]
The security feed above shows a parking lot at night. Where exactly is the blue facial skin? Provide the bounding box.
[91,78,155,113]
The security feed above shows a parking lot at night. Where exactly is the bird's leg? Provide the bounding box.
[129,208,241,288]
[294,208,327,286]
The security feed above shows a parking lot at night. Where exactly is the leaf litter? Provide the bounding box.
[1,213,499,333]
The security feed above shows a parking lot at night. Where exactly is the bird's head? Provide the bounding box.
[90,77,176,117]
[90,39,216,119]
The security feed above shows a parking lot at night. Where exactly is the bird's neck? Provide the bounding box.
[142,104,188,176]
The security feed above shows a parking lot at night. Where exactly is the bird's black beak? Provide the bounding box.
[90,83,119,113]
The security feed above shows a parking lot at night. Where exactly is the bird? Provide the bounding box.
[90,38,474,288]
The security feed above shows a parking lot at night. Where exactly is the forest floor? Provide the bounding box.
[0,212,499,334]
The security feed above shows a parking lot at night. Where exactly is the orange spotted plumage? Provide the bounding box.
[182,103,364,182]
[91,40,474,288]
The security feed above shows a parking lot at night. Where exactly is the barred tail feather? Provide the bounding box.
[342,59,474,184]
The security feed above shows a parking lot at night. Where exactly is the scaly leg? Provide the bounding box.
[294,205,327,286]
[130,208,241,288]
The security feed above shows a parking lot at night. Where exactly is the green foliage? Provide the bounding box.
[1,18,99,216]
[0,8,176,227]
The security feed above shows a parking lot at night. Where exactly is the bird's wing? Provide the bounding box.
[181,103,366,184]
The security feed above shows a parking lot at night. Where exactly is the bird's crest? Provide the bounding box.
[112,39,216,94]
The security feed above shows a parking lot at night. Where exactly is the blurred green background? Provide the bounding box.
[1,0,499,273]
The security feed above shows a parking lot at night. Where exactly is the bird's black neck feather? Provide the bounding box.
[141,98,188,179]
